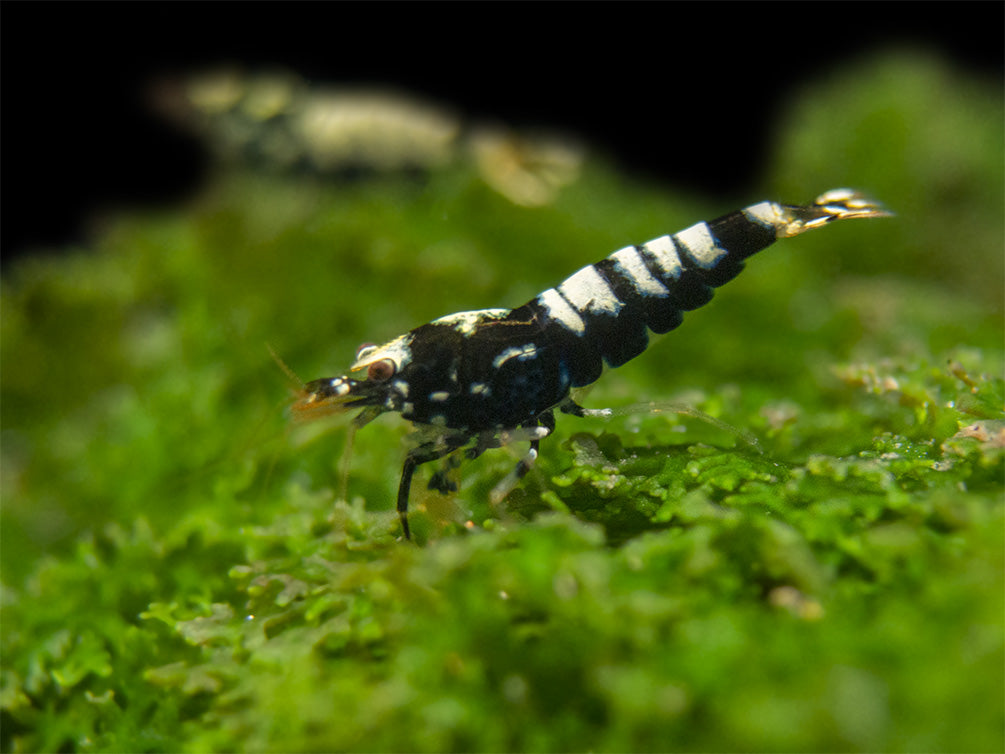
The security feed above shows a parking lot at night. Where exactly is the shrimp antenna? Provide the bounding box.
[267,342,358,504]
[266,342,305,390]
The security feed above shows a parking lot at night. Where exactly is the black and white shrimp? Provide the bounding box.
[292,189,889,538]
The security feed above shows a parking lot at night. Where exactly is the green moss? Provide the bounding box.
[3,51,1002,752]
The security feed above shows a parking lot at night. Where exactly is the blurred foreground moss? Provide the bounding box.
[3,51,1003,752]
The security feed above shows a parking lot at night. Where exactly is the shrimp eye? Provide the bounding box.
[367,358,396,382]
[355,342,378,361]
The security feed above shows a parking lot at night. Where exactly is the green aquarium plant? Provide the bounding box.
[2,51,1002,752]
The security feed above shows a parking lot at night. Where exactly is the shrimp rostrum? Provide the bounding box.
[292,189,889,538]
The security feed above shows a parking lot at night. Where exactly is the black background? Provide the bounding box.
[3,2,1002,265]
